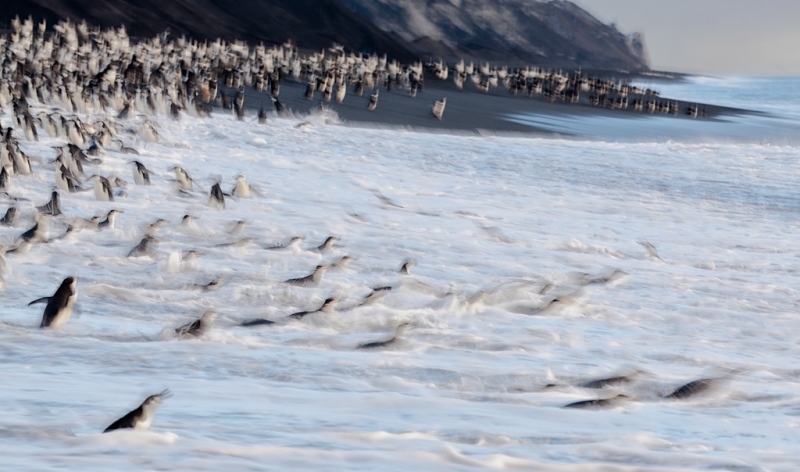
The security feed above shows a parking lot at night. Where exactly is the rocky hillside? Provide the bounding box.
[1,0,648,70]
[343,0,649,70]
[0,0,417,60]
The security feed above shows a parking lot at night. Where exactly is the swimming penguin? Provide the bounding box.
[258,104,267,124]
[36,190,62,216]
[70,215,102,232]
[357,322,412,349]
[399,260,413,275]
[55,146,84,178]
[139,120,159,143]
[170,166,193,190]
[103,390,172,433]
[314,236,338,253]
[367,90,378,111]
[215,237,255,248]
[209,183,226,209]
[575,269,628,286]
[432,97,446,120]
[182,250,204,268]
[664,378,716,400]
[128,235,156,257]
[85,139,102,157]
[108,174,127,188]
[287,297,338,320]
[264,236,303,250]
[145,218,168,233]
[116,140,140,155]
[187,277,219,292]
[0,206,17,226]
[29,276,78,329]
[639,241,661,260]
[374,191,403,208]
[170,102,182,120]
[67,143,97,166]
[230,175,251,198]
[117,102,131,120]
[89,175,114,201]
[97,209,122,229]
[17,215,48,245]
[131,161,151,185]
[331,255,354,269]
[240,317,275,327]
[358,286,392,307]
[563,394,629,410]
[285,264,329,287]
[228,220,248,235]
[175,311,217,338]
[581,372,639,389]
[173,214,197,230]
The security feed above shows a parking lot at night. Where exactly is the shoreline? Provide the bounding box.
[235,73,758,139]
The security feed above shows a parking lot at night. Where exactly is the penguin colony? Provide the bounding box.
[0,16,718,434]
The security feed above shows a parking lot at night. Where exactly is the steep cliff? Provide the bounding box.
[343,0,649,69]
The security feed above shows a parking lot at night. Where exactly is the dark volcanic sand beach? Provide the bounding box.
[232,73,754,138]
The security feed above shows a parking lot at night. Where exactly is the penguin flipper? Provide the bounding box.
[28,296,52,306]
[103,410,137,433]
[175,319,201,337]
[357,339,391,349]
[240,318,275,327]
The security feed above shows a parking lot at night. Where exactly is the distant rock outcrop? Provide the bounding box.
[343,0,650,70]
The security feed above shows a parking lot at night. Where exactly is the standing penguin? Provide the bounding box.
[234,88,245,120]
[209,183,226,209]
[305,80,316,100]
[29,276,78,329]
[131,161,151,185]
[231,175,251,198]
[367,90,379,111]
[432,97,446,120]
[170,166,193,191]
[89,175,114,201]
[271,96,287,115]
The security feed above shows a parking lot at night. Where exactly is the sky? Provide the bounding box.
[570,0,800,76]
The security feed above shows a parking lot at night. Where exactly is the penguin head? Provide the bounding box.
[61,276,77,294]
[143,389,172,409]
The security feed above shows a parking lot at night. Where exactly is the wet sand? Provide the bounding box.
[234,74,754,137]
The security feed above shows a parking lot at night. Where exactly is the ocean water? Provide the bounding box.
[1,78,800,471]
[506,76,800,144]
